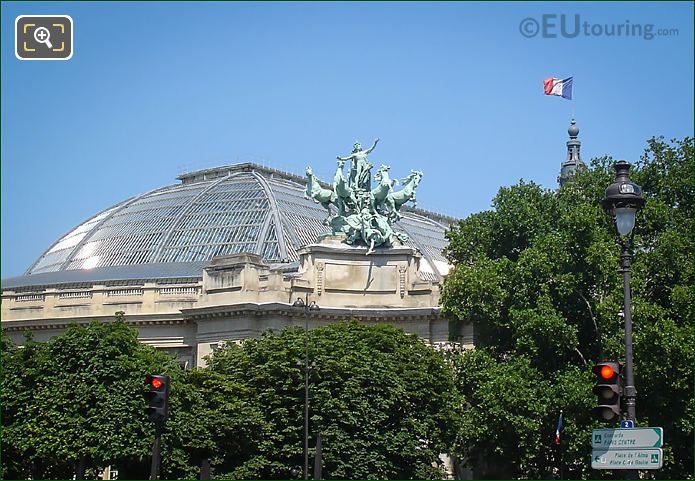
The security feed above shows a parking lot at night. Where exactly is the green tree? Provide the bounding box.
[1,318,265,480]
[161,368,267,480]
[442,137,693,479]
[1,318,181,479]
[207,321,461,479]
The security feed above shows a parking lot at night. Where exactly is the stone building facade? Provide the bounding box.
[2,163,470,367]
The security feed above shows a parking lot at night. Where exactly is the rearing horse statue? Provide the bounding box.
[305,167,337,224]
[385,170,422,220]
[371,164,398,205]
[333,160,355,211]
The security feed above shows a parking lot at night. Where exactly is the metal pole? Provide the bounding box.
[199,458,211,480]
[314,433,322,480]
[75,454,86,480]
[620,243,637,422]
[620,242,638,480]
[304,298,309,481]
[150,423,162,480]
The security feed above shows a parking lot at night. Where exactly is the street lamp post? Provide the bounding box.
[293,295,319,480]
[601,160,645,426]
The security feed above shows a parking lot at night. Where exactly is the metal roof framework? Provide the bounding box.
[7,163,454,289]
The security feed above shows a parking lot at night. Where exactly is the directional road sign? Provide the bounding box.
[592,448,663,470]
[592,427,663,449]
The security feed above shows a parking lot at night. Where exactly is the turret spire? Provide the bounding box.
[558,118,587,186]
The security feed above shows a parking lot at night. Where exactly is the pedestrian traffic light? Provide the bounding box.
[592,361,621,423]
[144,374,170,422]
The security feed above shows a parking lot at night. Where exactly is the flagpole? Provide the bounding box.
[559,441,564,480]
[555,410,564,480]
[570,76,575,122]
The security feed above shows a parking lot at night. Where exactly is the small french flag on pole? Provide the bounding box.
[544,76,573,100]
[555,410,564,445]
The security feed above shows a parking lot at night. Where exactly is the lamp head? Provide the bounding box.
[602,161,645,236]
[292,297,305,307]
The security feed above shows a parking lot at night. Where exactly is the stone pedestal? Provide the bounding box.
[292,237,437,308]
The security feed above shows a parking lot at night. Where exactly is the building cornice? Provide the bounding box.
[1,313,191,332]
[182,301,443,322]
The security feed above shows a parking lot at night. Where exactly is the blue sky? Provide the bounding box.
[2,1,693,278]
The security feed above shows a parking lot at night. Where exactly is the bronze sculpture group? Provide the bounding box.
[305,139,422,254]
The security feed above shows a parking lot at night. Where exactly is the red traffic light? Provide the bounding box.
[600,365,615,379]
[592,362,620,381]
[144,374,170,423]
[145,375,166,389]
[592,361,622,424]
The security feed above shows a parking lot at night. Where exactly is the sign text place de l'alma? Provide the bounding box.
[591,448,663,470]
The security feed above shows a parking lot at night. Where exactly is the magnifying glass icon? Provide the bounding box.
[33,27,53,49]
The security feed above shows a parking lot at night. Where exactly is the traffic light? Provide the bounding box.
[592,361,622,423]
[144,374,170,422]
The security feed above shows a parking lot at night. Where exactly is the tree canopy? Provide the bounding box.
[2,320,460,480]
[442,137,693,479]
[0,317,264,480]
[1,317,179,479]
[207,321,461,479]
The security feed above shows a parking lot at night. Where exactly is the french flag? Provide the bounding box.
[544,77,573,100]
[555,411,564,445]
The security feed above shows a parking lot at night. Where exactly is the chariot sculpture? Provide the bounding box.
[305,139,423,254]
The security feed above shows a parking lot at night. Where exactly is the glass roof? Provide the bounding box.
[22,163,454,283]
